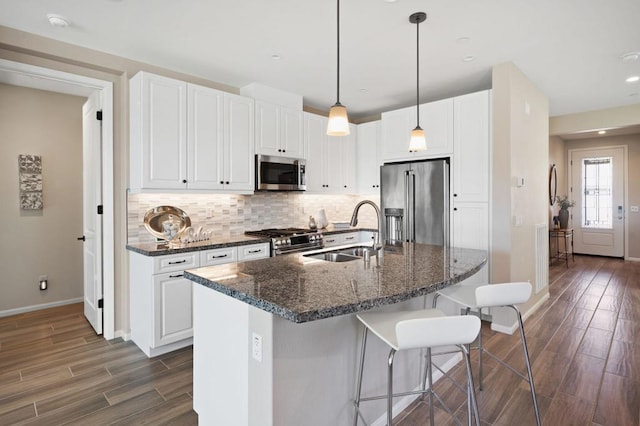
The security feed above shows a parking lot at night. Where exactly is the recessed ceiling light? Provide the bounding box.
[630,92,639,97]
[360,88,368,93]
[47,13,70,27]
[462,55,475,62]
[456,37,470,44]
[271,54,282,60]
[621,52,639,63]
[626,75,639,83]
[383,0,398,3]
[598,130,606,135]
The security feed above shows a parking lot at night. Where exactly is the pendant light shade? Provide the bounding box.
[409,12,427,152]
[327,102,350,136]
[327,0,350,136]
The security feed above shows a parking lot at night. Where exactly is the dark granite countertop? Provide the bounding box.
[126,227,376,257]
[185,243,487,323]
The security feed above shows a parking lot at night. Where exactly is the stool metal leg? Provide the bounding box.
[426,348,434,426]
[461,344,480,426]
[387,349,396,426]
[353,327,368,426]
[510,305,541,426]
[477,307,484,391]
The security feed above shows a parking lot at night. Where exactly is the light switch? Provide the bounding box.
[631,206,639,213]
[252,332,262,362]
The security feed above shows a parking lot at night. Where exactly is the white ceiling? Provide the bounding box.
[0,0,639,121]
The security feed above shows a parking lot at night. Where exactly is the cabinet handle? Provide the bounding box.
[182,179,187,184]
[326,239,336,243]
[344,185,347,188]
[345,236,355,240]
[168,260,187,264]
[211,254,229,259]
[453,193,458,197]
[169,274,184,278]
[226,181,230,185]
[278,149,282,152]
[282,149,286,153]
[453,207,458,211]
[220,181,224,184]
[248,249,262,254]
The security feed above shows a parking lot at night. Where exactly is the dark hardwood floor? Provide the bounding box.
[1,255,638,425]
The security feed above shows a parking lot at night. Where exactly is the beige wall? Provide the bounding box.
[491,63,550,327]
[564,134,640,259]
[550,104,640,136]
[0,84,85,312]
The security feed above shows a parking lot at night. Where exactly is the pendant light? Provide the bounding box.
[408,12,427,152]
[327,0,350,136]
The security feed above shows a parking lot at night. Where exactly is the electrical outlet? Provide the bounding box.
[205,208,213,218]
[252,332,262,362]
[39,275,48,291]
[631,206,639,213]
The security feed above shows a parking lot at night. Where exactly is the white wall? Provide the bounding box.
[491,63,550,326]
[0,83,85,313]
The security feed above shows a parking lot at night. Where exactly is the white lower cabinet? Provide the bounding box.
[323,232,360,248]
[130,243,270,357]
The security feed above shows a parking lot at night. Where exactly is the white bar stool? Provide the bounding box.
[353,308,481,426]
[433,282,541,426]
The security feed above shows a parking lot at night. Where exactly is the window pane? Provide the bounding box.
[582,157,612,228]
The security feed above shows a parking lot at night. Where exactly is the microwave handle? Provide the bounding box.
[297,162,306,186]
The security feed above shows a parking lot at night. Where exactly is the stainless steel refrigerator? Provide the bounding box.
[380,158,449,246]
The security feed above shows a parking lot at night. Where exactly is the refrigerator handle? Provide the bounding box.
[404,170,410,242]
[406,170,416,242]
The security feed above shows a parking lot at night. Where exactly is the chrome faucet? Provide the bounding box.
[350,200,382,250]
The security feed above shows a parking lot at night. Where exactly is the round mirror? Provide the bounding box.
[549,164,557,206]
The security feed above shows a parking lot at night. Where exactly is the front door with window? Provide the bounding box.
[569,147,625,257]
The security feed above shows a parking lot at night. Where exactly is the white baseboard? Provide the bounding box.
[0,297,83,318]
[371,353,463,426]
[625,257,640,262]
[491,292,550,335]
[114,330,131,341]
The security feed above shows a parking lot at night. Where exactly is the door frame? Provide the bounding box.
[568,144,629,259]
[0,58,115,339]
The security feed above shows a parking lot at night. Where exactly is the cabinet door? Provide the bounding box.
[452,202,488,250]
[339,125,357,193]
[325,135,343,192]
[139,73,187,189]
[224,94,255,191]
[280,107,304,158]
[381,106,414,162]
[188,84,224,189]
[304,113,327,192]
[356,121,381,194]
[237,243,270,261]
[420,98,453,156]
[255,101,280,156]
[153,272,193,346]
[453,91,490,202]
[200,247,237,266]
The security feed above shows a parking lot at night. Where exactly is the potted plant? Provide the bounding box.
[554,195,575,229]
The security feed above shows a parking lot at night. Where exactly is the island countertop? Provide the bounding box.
[184,243,487,323]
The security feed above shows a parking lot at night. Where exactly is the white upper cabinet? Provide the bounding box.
[381,98,453,162]
[303,112,356,194]
[255,101,304,158]
[356,121,381,194]
[187,84,224,189]
[452,90,490,203]
[224,93,255,191]
[130,71,254,192]
[130,72,187,190]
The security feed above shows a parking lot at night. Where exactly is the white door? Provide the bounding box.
[570,147,625,257]
[82,91,103,334]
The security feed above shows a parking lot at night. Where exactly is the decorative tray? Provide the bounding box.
[143,206,191,240]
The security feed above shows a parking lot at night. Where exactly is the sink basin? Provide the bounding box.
[304,252,361,262]
[335,246,377,257]
[303,245,377,263]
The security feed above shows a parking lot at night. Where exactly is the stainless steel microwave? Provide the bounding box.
[255,155,306,191]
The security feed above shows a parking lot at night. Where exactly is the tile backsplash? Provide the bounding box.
[128,192,380,244]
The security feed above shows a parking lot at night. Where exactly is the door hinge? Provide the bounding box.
[98,298,103,309]
[97,205,103,215]
[96,110,103,121]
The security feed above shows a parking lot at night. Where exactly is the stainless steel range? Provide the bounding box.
[245,228,324,256]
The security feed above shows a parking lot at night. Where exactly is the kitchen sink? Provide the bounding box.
[303,245,376,263]
[304,252,361,262]
[334,246,377,257]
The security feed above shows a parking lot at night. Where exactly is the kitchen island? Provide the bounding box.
[185,243,486,425]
